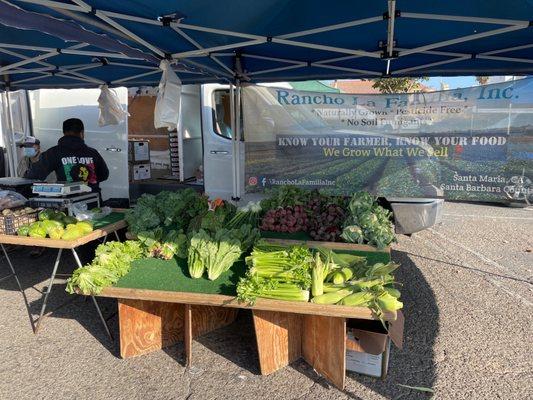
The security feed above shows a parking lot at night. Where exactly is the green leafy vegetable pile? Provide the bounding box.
[137,227,188,260]
[341,192,395,249]
[125,189,208,234]
[187,229,243,280]
[66,241,144,295]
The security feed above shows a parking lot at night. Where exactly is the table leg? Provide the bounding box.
[118,299,185,358]
[302,315,346,390]
[252,310,302,375]
[35,248,63,333]
[71,248,113,340]
[184,304,192,367]
[0,244,35,332]
[114,231,120,241]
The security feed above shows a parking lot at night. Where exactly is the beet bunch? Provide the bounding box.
[308,202,345,242]
[260,205,309,233]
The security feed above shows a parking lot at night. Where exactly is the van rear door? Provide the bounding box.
[201,84,241,200]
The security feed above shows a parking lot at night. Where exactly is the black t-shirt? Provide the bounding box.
[24,136,109,191]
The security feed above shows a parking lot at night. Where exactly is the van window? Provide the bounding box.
[212,89,243,140]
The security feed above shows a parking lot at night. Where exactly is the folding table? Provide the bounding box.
[0,218,126,337]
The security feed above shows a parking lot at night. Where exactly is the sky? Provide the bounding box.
[426,76,477,90]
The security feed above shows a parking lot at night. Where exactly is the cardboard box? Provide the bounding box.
[346,312,404,378]
[130,163,151,181]
[128,140,150,162]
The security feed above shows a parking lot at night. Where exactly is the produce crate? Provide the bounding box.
[0,207,39,235]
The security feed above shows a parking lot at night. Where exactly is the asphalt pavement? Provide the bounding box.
[1,201,531,400]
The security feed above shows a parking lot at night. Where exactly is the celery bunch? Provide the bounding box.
[245,243,312,288]
[237,275,309,304]
[237,242,312,304]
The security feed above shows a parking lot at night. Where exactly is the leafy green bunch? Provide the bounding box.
[259,186,311,212]
[341,192,395,249]
[187,229,243,280]
[125,189,208,234]
[137,227,188,260]
[66,240,144,295]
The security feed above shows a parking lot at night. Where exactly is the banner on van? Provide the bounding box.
[242,78,533,203]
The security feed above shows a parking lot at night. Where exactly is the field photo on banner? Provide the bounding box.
[243,79,533,204]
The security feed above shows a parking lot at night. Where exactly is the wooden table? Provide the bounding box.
[96,281,396,389]
[0,219,127,336]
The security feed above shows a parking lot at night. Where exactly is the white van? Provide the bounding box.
[11,84,442,234]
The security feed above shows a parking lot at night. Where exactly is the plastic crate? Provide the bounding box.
[0,208,39,235]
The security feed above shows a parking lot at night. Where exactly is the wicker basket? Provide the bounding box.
[0,208,39,235]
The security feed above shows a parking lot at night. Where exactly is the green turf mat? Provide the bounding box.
[260,230,311,241]
[93,212,125,229]
[113,251,387,295]
[114,257,246,295]
[260,231,390,264]
[334,249,390,264]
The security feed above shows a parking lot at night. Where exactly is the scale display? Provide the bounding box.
[32,182,91,197]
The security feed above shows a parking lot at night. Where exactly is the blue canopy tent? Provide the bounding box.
[0,0,532,196]
[0,0,532,89]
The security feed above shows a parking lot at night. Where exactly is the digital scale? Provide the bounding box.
[29,182,99,216]
[32,182,92,197]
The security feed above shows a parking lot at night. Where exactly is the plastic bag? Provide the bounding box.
[154,59,182,131]
[72,203,112,221]
[0,190,27,211]
[97,84,129,127]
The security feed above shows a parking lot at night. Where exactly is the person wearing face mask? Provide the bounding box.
[24,118,109,192]
[17,136,41,177]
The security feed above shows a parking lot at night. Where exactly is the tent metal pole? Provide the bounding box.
[172,40,265,59]
[247,64,307,76]
[386,0,396,57]
[71,0,165,58]
[229,83,237,200]
[395,48,469,57]
[401,12,529,26]
[481,44,533,56]
[61,49,143,59]
[314,54,363,64]
[4,89,17,177]
[107,62,158,70]
[272,37,380,58]
[391,56,470,75]
[179,59,233,79]
[235,81,242,199]
[277,16,383,39]
[240,54,304,64]
[111,69,162,84]
[0,43,139,59]
[2,67,55,75]
[17,0,84,12]
[477,55,533,64]
[399,25,528,57]
[11,64,104,85]
[171,27,241,77]
[0,52,58,74]
[172,22,263,41]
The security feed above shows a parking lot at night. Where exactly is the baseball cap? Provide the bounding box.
[19,136,40,147]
